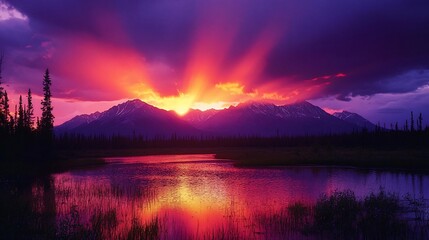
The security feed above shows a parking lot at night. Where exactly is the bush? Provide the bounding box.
[314,190,360,238]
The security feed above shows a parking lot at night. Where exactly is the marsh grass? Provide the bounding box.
[314,190,360,238]
[250,189,429,240]
[1,175,428,239]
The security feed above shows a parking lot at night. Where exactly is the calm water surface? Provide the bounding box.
[52,154,429,238]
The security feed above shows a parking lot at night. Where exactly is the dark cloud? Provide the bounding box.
[266,0,429,98]
[2,0,429,101]
[336,95,352,102]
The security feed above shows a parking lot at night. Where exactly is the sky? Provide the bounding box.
[0,0,428,126]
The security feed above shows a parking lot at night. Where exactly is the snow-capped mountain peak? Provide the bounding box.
[105,99,158,117]
[333,111,375,129]
[56,99,373,138]
[235,101,278,116]
[333,111,357,120]
[55,99,200,137]
[182,108,220,125]
[232,100,328,119]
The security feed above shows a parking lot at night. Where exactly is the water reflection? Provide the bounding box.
[50,154,429,238]
[0,176,56,239]
[1,154,428,239]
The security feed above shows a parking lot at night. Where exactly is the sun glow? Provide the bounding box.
[128,66,347,115]
[54,6,347,115]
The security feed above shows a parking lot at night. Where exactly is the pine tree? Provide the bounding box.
[4,90,9,127]
[17,95,24,131]
[405,120,409,131]
[418,113,423,131]
[36,117,40,131]
[13,105,17,131]
[0,52,5,128]
[26,89,34,131]
[23,104,27,129]
[410,111,415,132]
[40,69,54,135]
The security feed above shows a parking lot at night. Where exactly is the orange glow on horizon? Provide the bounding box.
[54,22,347,115]
[128,22,292,114]
[129,68,347,115]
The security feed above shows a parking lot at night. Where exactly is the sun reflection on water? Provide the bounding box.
[48,154,429,239]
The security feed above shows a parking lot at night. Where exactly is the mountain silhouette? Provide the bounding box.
[56,99,372,137]
[55,99,200,137]
[188,101,357,136]
[333,111,376,130]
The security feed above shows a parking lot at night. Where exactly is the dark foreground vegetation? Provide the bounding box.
[254,189,429,240]
[0,67,105,175]
[4,127,429,175]
[0,176,427,240]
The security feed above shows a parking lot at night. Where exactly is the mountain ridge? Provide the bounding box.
[194,100,357,136]
[55,99,201,137]
[333,111,376,130]
[56,99,373,137]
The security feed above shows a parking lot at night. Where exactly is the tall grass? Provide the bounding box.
[251,189,429,240]
[0,175,428,239]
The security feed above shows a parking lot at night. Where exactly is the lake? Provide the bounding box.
[56,154,429,239]
[2,154,428,239]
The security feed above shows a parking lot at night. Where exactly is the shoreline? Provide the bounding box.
[3,146,429,176]
[213,147,429,172]
[63,146,429,173]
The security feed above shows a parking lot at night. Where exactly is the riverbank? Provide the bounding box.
[61,145,429,171]
[0,157,106,176]
[214,147,429,171]
[0,148,216,176]
[68,146,429,171]
[3,145,429,176]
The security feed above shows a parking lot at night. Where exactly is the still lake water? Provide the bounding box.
[48,154,429,238]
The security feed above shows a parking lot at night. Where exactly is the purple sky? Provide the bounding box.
[0,0,429,126]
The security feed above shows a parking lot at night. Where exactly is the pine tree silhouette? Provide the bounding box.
[40,69,54,135]
[17,95,24,132]
[26,89,34,131]
[4,90,9,131]
[0,52,5,129]
[13,105,17,131]
[418,113,423,131]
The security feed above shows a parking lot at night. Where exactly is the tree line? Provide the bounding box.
[54,126,429,152]
[0,54,54,161]
[55,109,429,151]
[373,111,425,132]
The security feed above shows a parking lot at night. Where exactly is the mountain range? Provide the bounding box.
[55,99,200,137]
[333,111,376,130]
[55,99,375,138]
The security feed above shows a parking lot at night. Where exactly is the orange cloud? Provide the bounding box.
[55,36,151,100]
[215,82,244,95]
[51,15,346,116]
